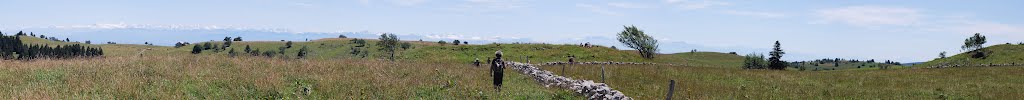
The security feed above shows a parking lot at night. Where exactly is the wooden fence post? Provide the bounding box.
[601,64,606,83]
[667,80,675,100]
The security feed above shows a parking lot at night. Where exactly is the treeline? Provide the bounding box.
[0,31,104,60]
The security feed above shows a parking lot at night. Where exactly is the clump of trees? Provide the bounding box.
[0,32,103,60]
[349,38,369,58]
[453,40,461,45]
[743,53,767,69]
[338,34,347,38]
[174,42,191,48]
[616,25,659,59]
[962,33,987,58]
[438,40,447,45]
[377,33,400,60]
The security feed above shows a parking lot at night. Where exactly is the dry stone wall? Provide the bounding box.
[540,61,656,66]
[507,62,632,100]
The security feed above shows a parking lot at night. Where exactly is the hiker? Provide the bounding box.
[568,55,576,64]
[474,58,481,67]
[491,51,505,92]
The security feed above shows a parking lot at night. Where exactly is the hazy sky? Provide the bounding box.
[1,0,1023,62]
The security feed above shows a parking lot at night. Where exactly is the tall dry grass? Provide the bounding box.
[0,55,578,99]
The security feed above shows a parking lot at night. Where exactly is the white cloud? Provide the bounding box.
[721,10,786,18]
[606,2,650,9]
[814,6,922,27]
[359,0,371,5]
[391,0,427,6]
[455,0,526,11]
[424,33,520,41]
[290,2,315,7]
[665,0,730,10]
[577,4,622,16]
[51,22,291,33]
[944,21,1024,38]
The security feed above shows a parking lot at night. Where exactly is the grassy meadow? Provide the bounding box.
[3,36,1024,99]
[0,55,578,99]
[540,64,1024,99]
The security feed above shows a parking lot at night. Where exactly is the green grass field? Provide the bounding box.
[541,64,1024,99]
[3,36,1024,99]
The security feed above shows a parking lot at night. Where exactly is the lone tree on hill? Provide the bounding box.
[962,33,987,52]
[768,41,786,70]
[233,37,243,41]
[939,51,947,59]
[616,25,659,59]
[962,33,988,58]
[339,34,347,38]
[377,33,400,60]
[453,40,461,45]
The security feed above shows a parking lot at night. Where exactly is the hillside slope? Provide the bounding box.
[190,37,745,68]
[915,44,1024,67]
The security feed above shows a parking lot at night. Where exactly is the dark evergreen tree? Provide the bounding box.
[768,41,786,70]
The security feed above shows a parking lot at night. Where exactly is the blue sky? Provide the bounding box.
[1,0,1023,62]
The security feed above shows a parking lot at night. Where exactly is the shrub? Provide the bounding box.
[743,53,767,69]
[191,45,202,54]
[286,41,293,48]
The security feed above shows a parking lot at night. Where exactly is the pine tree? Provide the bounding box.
[768,41,786,70]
